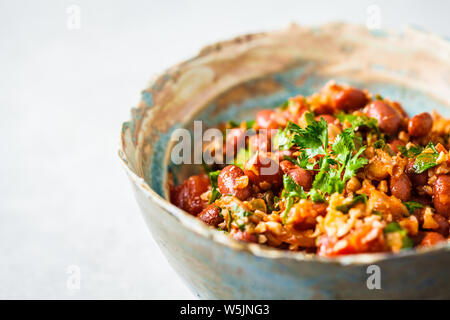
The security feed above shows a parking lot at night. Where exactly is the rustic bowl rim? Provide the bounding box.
[119,22,450,266]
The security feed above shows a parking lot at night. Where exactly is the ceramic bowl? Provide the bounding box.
[119,23,450,299]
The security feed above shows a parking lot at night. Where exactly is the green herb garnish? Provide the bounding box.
[373,139,385,149]
[336,112,380,135]
[280,174,307,224]
[398,145,423,158]
[413,142,439,173]
[231,204,252,230]
[335,194,368,213]
[208,170,221,204]
[276,118,368,204]
[384,222,413,249]
[403,201,424,214]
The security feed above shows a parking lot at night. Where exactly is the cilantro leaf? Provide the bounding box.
[281,174,307,224]
[273,122,301,150]
[413,143,439,173]
[208,170,221,204]
[398,145,423,157]
[293,118,328,154]
[343,146,368,181]
[403,201,424,214]
[336,112,380,135]
[373,139,385,149]
[384,222,413,249]
[332,128,357,164]
[335,194,368,213]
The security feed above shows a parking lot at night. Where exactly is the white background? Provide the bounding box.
[0,0,449,299]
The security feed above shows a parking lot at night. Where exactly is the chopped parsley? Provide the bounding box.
[281,174,307,224]
[373,139,385,149]
[231,204,252,231]
[413,142,439,173]
[403,201,424,214]
[335,194,368,213]
[336,112,380,135]
[245,120,256,129]
[398,145,423,158]
[277,117,368,213]
[384,222,414,249]
[208,170,221,204]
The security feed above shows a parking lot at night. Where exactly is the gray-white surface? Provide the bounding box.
[0,0,448,299]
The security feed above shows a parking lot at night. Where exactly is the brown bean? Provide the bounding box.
[313,103,334,115]
[390,139,405,153]
[364,101,401,135]
[390,174,412,201]
[244,153,283,190]
[170,174,210,215]
[390,101,409,119]
[198,204,223,227]
[232,230,258,243]
[256,109,279,129]
[218,165,252,201]
[433,175,450,218]
[408,112,433,138]
[406,159,428,186]
[333,88,368,112]
[419,232,446,247]
[433,214,449,237]
[279,160,313,191]
[279,160,296,173]
[287,168,313,191]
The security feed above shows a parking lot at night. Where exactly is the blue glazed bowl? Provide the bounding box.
[120,23,450,299]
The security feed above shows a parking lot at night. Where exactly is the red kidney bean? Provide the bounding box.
[198,204,223,227]
[390,174,412,201]
[315,114,337,124]
[408,112,433,138]
[280,160,296,173]
[249,133,271,153]
[390,101,409,119]
[225,128,245,157]
[390,139,405,153]
[287,168,313,191]
[364,100,401,135]
[170,174,210,215]
[256,109,279,129]
[244,153,283,190]
[333,88,368,112]
[279,160,312,191]
[433,175,450,218]
[406,159,428,186]
[313,103,334,115]
[433,214,449,237]
[419,232,446,247]
[218,165,252,201]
